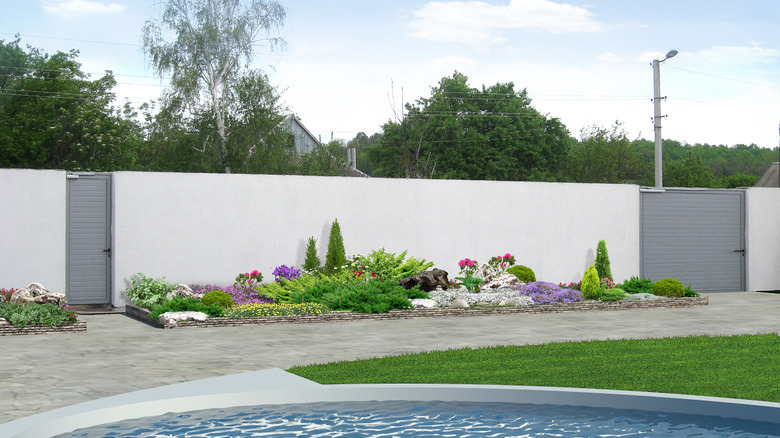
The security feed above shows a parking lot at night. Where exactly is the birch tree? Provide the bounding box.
[142,0,286,173]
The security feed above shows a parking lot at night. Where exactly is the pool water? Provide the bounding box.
[56,400,780,437]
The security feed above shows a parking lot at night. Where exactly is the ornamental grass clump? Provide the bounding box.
[224,302,331,318]
[517,282,582,304]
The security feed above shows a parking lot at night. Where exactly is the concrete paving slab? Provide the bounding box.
[1,292,778,425]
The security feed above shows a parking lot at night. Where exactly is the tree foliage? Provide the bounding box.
[367,72,571,180]
[0,38,143,170]
[142,0,289,173]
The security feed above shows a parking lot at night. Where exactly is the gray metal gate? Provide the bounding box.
[66,173,111,304]
[640,189,745,293]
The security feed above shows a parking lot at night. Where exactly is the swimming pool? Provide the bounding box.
[57,400,780,437]
[2,368,779,437]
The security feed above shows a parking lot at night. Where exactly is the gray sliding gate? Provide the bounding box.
[640,189,745,293]
[67,173,111,304]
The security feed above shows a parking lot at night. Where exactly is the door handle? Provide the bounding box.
[103,248,111,258]
[733,249,745,253]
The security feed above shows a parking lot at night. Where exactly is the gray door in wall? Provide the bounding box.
[640,189,745,293]
[67,174,111,304]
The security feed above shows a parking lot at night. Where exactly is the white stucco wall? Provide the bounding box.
[0,169,67,293]
[112,172,640,305]
[746,188,780,291]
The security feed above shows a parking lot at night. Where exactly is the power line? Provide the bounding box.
[667,65,778,89]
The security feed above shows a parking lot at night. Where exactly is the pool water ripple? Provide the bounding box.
[57,400,780,437]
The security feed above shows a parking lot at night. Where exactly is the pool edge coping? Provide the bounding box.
[2,367,779,437]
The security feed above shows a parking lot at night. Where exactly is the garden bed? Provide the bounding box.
[125,296,708,329]
[0,319,86,336]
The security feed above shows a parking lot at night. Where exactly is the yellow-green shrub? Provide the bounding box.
[581,264,601,299]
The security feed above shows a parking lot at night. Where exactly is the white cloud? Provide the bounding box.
[409,0,602,47]
[41,0,126,19]
[597,52,622,62]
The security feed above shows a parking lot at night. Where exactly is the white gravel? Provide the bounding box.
[428,287,534,307]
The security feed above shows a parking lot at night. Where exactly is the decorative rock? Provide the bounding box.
[399,268,451,292]
[10,283,66,307]
[450,298,469,308]
[166,284,197,301]
[480,272,523,289]
[159,311,209,329]
[499,299,518,307]
[410,298,438,309]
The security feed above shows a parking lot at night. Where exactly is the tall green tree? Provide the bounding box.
[566,123,646,184]
[368,72,571,180]
[0,38,143,170]
[142,0,288,173]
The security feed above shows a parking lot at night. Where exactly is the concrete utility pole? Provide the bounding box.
[652,49,678,188]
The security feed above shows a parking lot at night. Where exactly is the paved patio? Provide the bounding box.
[1,291,779,424]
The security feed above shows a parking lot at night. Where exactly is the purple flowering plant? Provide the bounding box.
[191,284,274,307]
[518,281,582,305]
[272,265,302,284]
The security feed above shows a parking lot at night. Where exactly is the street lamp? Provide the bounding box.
[653,49,677,188]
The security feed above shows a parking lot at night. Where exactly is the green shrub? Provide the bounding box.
[351,248,434,281]
[201,290,234,308]
[653,278,685,297]
[581,264,601,299]
[302,236,321,273]
[0,302,77,328]
[224,302,332,318]
[684,284,700,297]
[288,277,427,313]
[506,265,536,283]
[148,297,225,319]
[617,276,654,295]
[601,288,627,302]
[595,240,612,280]
[124,273,174,310]
[324,218,347,274]
[320,280,420,313]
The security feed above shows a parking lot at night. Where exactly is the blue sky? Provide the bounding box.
[2,0,779,148]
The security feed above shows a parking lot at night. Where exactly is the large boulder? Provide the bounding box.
[480,272,523,289]
[166,284,197,301]
[159,311,209,328]
[398,268,450,292]
[10,283,66,307]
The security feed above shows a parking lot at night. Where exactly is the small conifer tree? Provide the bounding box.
[581,264,601,299]
[302,236,320,273]
[324,218,347,274]
[595,239,613,280]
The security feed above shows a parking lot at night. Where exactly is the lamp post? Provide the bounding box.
[652,49,677,188]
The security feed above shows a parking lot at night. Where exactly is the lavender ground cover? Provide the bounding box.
[517,281,582,305]
[190,285,274,307]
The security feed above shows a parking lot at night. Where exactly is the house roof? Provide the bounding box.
[755,162,779,188]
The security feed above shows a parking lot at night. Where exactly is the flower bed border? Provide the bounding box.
[0,320,86,336]
[126,297,708,329]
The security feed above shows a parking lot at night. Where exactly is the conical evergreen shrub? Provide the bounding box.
[595,239,612,280]
[324,219,347,274]
[302,236,321,273]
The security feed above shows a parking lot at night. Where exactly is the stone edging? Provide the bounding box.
[126,297,708,329]
[0,320,87,336]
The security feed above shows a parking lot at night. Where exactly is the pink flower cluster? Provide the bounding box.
[458,258,476,268]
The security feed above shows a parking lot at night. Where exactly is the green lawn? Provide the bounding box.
[288,334,780,402]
